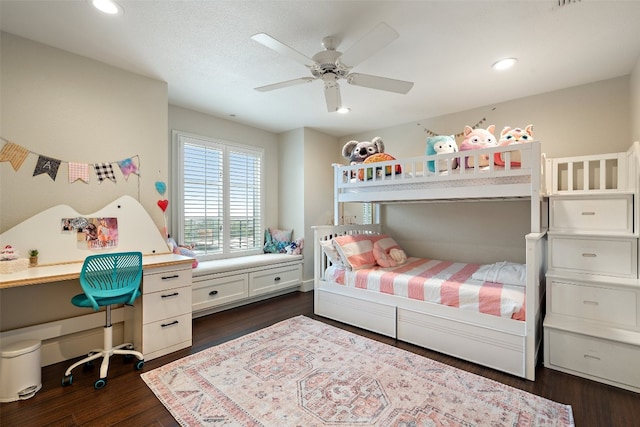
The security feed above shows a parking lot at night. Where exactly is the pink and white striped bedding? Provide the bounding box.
[324,257,526,320]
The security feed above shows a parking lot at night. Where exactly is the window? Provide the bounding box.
[362,203,373,224]
[171,131,264,260]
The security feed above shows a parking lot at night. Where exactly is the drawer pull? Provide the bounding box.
[581,253,597,258]
[583,300,599,306]
[581,211,596,216]
[274,276,281,282]
[209,290,219,296]
[162,274,180,280]
[583,354,601,361]
[161,320,179,328]
[161,292,179,298]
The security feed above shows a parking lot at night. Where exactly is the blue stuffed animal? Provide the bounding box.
[426,135,458,172]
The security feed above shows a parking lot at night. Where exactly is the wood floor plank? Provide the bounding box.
[0,291,635,426]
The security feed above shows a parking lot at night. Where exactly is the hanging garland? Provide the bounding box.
[417,107,497,138]
[0,136,141,199]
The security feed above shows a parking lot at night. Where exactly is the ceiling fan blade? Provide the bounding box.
[338,22,399,68]
[251,33,317,68]
[255,77,315,92]
[346,73,414,94]
[323,73,342,112]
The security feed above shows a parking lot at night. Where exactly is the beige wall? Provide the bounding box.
[631,55,640,142]
[337,77,633,263]
[0,33,168,235]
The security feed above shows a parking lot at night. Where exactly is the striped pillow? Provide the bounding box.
[333,234,379,270]
[373,236,404,268]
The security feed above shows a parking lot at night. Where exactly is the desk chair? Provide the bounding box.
[62,252,144,389]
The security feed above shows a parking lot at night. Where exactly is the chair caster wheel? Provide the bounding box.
[62,375,73,386]
[84,360,94,369]
[94,378,107,390]
[134,359,144,370]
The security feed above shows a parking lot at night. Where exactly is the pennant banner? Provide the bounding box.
[69,162,90,183]
[117,157,139,180]
[33,155,61,180]
[93,163,116,183]
[0,142,30,171]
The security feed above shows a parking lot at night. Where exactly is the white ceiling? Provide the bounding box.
[1,0,640,137]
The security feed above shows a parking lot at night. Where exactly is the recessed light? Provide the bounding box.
[91,0,123,15]
[492,58,518,71]
[337,106,350,114]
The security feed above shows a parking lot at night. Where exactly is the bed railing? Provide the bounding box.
[545,142,639,195]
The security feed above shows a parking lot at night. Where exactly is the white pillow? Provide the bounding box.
[472,261,526,286]
[319,239,345,267]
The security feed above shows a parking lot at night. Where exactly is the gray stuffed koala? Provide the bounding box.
[342,137,385,165]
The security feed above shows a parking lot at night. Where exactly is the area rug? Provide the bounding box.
[141,315,574,427]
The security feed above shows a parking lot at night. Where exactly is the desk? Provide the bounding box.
[0,254,194,366]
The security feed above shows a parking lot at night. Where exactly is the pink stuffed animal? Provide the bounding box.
[459,125,497,168]
[494,124,533,167]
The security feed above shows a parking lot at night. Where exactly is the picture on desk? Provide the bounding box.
[72,217,119,249]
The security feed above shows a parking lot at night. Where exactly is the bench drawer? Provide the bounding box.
[548,235,637,278]
[192,273,249,311]
[249,264,301,296]
[550,195,632,234]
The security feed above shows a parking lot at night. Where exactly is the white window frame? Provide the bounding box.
[171,130,265,260]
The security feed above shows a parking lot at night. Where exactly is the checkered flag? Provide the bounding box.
[93,163,116,183]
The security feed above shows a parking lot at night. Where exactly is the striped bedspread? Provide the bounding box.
[325,257,526,320]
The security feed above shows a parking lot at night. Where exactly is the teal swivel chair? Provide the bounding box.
[62,252,145,389]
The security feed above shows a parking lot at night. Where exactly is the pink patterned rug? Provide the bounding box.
[142,316,574,426]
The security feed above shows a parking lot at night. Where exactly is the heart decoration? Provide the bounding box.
[155,181,167,195]
[157,199,169,212]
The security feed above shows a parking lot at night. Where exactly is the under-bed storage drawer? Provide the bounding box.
[192,273,249,311]
[546,329,640,391]
[550,195,633,234]
[548,235,637,278]
[548,279,638,328]
[249,264,302,296]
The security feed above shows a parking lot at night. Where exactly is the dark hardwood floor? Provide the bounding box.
[1,291,636,426]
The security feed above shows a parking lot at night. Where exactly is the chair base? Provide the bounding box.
[62,324,143,389]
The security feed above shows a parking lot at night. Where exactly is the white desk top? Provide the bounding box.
[0,253,193,289]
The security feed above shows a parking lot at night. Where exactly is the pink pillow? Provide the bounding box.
[269,228,293,242]
[373,236,404,268]
[333,234,378,270]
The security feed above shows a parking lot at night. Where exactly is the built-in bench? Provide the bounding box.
[191,254,304,317]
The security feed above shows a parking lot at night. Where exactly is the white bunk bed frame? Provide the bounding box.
[315,142,546,380]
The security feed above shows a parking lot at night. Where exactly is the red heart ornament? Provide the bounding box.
[157,199,169,212]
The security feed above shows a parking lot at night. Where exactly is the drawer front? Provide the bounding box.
[192,274,249,311]
[249,264,301,296]
[143,267,192,294]
[550,196,632,234]
[142,285,192,324]
[142,312,192,355]
[549,279,638,327]
[547,329,640,389]
[549,235,637,278]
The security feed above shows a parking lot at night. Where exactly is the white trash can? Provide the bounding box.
[0,339,42,402]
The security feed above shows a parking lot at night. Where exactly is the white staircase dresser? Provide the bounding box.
[543,143,640,393]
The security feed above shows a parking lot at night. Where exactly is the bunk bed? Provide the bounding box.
[314,142,546,380]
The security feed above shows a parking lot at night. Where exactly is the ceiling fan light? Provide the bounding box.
[91,0,123,15]
[492,58,518,71]
[337,107,351,114]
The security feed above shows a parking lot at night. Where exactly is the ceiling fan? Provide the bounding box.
[251,22,414,112]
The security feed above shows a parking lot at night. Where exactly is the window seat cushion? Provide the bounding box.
[193,254,303,278]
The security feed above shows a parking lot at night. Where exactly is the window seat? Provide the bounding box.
[191,254,304,317]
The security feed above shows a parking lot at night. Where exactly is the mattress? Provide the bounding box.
[324,257,526,320]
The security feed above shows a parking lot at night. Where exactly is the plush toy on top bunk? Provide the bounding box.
[494,125,533,167]
[459,125,498,168]
[426,135,459,172]
[342,137,401,181]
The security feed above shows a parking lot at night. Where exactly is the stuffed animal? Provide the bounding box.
[426,135,458,172]
[358,152,402,180]
[459,125,497,168]
[494,124,533,167]
[342,137,385,165]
